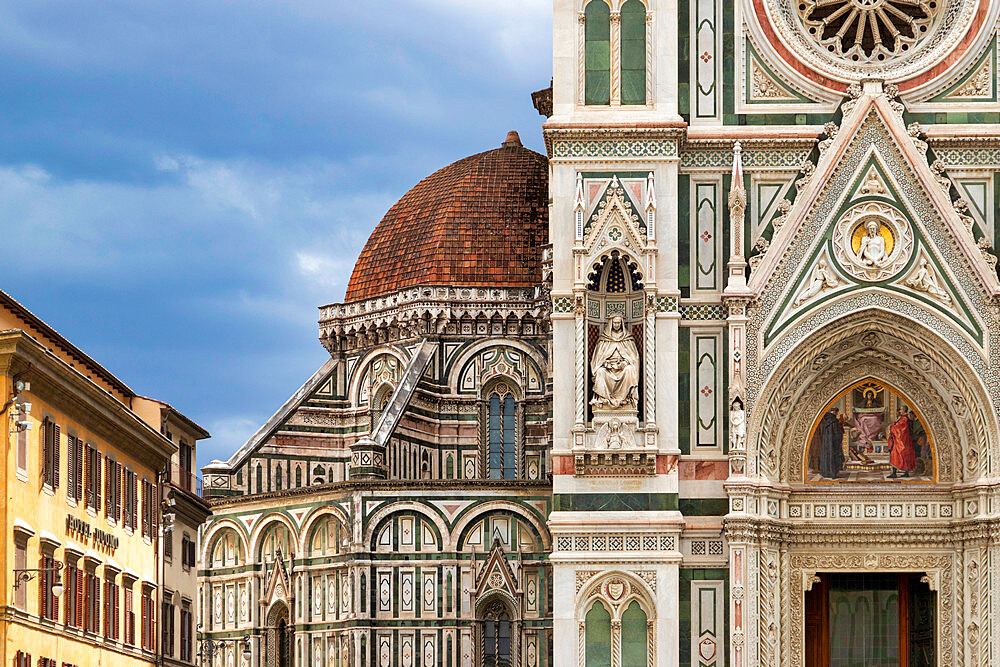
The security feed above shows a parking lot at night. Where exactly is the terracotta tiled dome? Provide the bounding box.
[345,131,548,302]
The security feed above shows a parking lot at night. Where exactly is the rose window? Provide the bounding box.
[798,0,940,62]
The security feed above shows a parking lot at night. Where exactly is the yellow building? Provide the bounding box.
[0,289,197,666]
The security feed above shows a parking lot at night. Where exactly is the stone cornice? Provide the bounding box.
[207,479,553,509]
[319,284,549,351]
[0,331,176,468]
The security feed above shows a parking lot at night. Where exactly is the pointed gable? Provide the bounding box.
[743,82,1000,408]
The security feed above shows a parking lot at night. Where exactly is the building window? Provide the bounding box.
[105,457,116,517]
[124,586,136,645]
[39,553,59,622]
[162,599,175,657]
[584,0,611,105]
[620,0,647,105]
[487,387,517,479]
[105,577,120,639]
[64,560,82,629]
[66,435,81,503]
[585,601,612,667]
[123,468,138,531]
[85,444,102,512]
[179,440,193,492]
[41,418,60,489]
[141,478,157,539]
[84,568,101,634]
[141,588,156,651]
[182,534,196,570]
[14,539,27,610]
[164,529,173,561]
[14,651,30,667]
[180,604,193,661]
[480,600,512,667]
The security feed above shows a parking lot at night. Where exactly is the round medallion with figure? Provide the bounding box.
[833,201,913,281]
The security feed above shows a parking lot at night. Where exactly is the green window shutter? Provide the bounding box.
[585,600,612,667]
[620,0,647,105]
[621,600,649,666]
[585,1,611,105]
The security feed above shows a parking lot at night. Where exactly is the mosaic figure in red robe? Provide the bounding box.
[888,407,916,478]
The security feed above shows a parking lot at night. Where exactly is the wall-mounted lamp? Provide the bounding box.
[14,561,63,597]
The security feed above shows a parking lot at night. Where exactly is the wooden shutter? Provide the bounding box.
[141,480,149,538]
[42,419,51,486]
[84,446,93,507]
[75,438,83,501]
[95,451,102,511]
[113,584,120,639]
[39,557,46,620]
[93,574,101,634]
[66,437,75,499]
[152,483,159,535]
[131,473,138,531]
[76,567,84,628]
[105,459,113,515]
[115,463,122,521]
[53,425,60,489]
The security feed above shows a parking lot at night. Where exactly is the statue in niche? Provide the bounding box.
[590,315,640,410]
[856,219,889,266]
[730,398,746,451]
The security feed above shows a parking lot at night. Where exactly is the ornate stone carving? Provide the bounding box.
[817,122,839,156]
[771,199,792,229]
[948,56,994,98]
[904,258,951,303]
[832,201,914,282]
[590,315,640,410]
[750,60,786,99]
[792,257,843,307]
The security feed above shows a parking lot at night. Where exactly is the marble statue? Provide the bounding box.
[794,259,841,306]
[905,258,950,302]
[857,220,888,266]
[730,399,746,451]
[590,315,640,409]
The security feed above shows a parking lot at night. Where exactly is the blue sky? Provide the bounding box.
[0,1,551,465]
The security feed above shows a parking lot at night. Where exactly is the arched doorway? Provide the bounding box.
[478,597,515,667]
[265,602,291,667]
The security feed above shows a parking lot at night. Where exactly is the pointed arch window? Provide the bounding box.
[487,387,517,480]
[621,601,648,666]
[620,0,647,105]
[481,600,512,667]
[585,0,611,104]
[585,601,612,667]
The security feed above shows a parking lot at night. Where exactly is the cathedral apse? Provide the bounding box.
[806,380,935,483]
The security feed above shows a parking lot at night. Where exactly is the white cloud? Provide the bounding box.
[201,415,263,464]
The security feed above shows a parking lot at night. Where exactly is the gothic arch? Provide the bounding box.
[249,513,298,561]
[363,502,449,551]
[297,506,351,554]
[348,345,408,408]
[447,339,547,395]
[749,307,997,485]
[201,518,251,564]
[452,502,551,552]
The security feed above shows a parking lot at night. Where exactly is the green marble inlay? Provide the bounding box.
[679,497,729,516]
[553,493,678,512]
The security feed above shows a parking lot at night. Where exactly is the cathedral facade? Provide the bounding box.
[200,0,1000,665]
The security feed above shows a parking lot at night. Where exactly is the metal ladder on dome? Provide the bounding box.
[370,338,435,447]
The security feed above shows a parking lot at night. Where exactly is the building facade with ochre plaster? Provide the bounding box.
[200,0,1000,663]
[0,289,207,667]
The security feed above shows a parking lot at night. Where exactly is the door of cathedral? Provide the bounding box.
[804,573,935,666]
[264,602,292,667]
